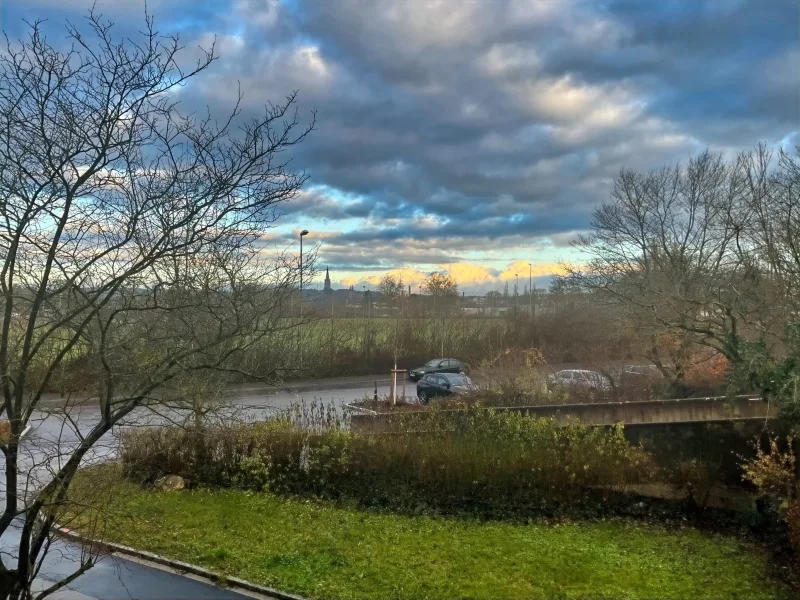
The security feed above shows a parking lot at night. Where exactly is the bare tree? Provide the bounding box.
[0,11,313,599]
[378,274,403,308]
[421,272,458,297]
[565,146,800,396]
[567,151,745,359]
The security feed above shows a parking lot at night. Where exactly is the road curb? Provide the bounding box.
[49,523,307,600]
[243,375,392,395]
[342,402,378,415]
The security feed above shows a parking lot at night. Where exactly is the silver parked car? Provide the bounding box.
[547,369,612,401]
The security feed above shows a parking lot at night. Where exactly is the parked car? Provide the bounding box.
[619,364,666,399]
[620,364,664,383]
[417,373,476,404]
[409,358,470,381]
[547,369,612,401]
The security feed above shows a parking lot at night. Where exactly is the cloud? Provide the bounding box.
[8,0,797,285]
[340,260,565,291]
[498,260,566,281]
[342,267,428,289]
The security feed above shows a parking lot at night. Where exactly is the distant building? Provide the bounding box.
[323,266,332,293]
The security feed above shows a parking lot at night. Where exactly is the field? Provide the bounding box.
[234,313,637,381]
[241,316,539,378]
[38,315,539,389]
[66,472,787,600]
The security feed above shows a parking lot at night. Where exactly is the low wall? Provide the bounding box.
[624,420,789,485]
[349,396,776,433]
[348,396,783,489]
[504,395,775,425]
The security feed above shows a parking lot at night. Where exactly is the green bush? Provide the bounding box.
[120,407,657,517]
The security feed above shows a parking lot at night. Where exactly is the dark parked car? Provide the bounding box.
[417,373,476,404]
[409,358,470,381]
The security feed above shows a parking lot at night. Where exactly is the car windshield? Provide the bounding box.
[425,359,441,367]
[445,374,471,386]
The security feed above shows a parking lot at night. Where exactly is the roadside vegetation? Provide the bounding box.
[67,467,787,600]
[117,408,657,517]
[81,401,794,596]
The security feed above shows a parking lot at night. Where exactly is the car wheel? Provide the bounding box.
[418,391,428,404]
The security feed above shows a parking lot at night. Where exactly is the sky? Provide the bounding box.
[2,0,798,293]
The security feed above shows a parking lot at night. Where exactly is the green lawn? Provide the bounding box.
[66,474,787,600]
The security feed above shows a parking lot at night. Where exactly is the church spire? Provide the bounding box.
[324,266,332,292]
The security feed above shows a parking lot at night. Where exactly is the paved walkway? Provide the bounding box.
[3,520,256,600]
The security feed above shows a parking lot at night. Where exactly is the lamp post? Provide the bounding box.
[528,263,533,320]
[515,273,519,316]
[299,229,309,368]
[362,285,369,355]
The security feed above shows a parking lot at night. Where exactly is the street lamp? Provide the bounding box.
[528,263,533,320]
[299,229,309,368]
[515,273,519,315]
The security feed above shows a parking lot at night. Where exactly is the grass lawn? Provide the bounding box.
[67,474,786,600]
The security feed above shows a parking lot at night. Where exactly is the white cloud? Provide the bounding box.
[291,45,331,81]
[234,0,281,27]
[378,0,484,49]
[480,43,542,77]
[514,75,643,127]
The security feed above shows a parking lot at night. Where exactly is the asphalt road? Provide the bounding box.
[1,374,393,600]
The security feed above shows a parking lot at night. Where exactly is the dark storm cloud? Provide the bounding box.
[277,188,374,220]
[327,208,581,246]
[7,0,798,272]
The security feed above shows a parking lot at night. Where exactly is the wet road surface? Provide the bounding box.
[2,374,393,599]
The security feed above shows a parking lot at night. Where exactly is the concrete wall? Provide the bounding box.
[623,420,787,484]
[349,397,784,490]
[507,395,775,426]
[349,396,776,433]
